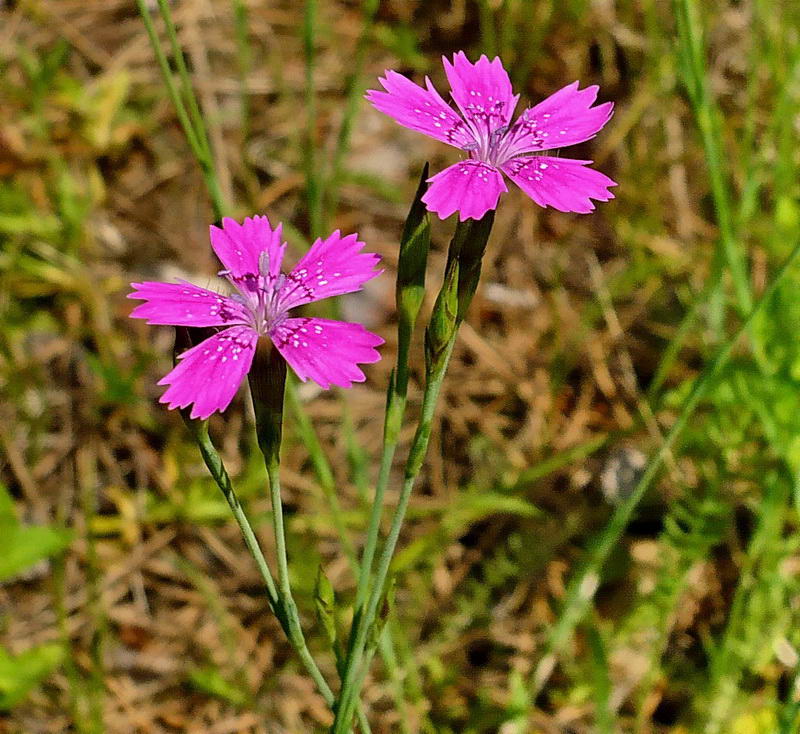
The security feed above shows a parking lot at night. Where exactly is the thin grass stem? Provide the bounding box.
[303,0,323,238]
[324,0,380,226]
[136,0,227,220]
[136,0,204,160]
[528,237,800,700]
[674,0,752,314]
[155,0,211,159]
[232,0,252,147]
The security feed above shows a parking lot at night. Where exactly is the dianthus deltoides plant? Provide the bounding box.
[131,14,616,729]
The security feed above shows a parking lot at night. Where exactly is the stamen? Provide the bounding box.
[258,250,271,277]
[486,124,511,165]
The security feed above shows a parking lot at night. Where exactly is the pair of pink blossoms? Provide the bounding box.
[130,53,616,419]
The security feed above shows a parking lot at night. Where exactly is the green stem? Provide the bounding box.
[155,0,211,159]
[528,237,800,699]
[303,0,323,238]
[674,0,752,314]
[136,0,226,220]
[189,421,281,610]
[350,318,413,626]
[336,167,432,727]
[329,310,415,734]
[324,0,380,226]
[332,336,457,734]
[189,421,351,712]
[264,456,338,706]
[336,215,485,731]
[190,423,323,685]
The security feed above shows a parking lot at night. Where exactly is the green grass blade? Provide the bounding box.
[529,237,800,699]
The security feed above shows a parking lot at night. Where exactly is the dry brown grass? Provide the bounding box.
[3,1,791,732]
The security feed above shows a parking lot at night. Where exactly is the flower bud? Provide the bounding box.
[396,163,431,327]
[449,211,495,322]
[424,256,459,373]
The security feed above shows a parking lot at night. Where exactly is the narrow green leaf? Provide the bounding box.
[0,483,17,526]
[587,627,614,734]
[187,666,248,706]
[0,643,65,709]
[314,565,338,648]
[0,525,73,582]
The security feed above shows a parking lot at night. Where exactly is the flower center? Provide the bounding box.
[223,251,288,336]
[462,122,510,166]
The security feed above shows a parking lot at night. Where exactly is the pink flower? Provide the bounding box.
[367,52,617,221]
[129,216,384,420]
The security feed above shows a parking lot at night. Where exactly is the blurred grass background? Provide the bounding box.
[2,0,800,732]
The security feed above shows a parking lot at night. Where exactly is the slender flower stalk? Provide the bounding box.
[349,166,431,639]
[185,418,282,615]
[333,215,494,733]
[173,330,342,719]
[334,334,459,732]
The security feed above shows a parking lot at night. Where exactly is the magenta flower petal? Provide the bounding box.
[365,70,476,149]
[502,156,617,214]
[128,281,251,327]
[271,317,384,389]
[277,231,382,311]
[158,325,258,420]
[209,215,286,279]
[422,160,507,221]
[442,52,519,130]
[501,82,614,157]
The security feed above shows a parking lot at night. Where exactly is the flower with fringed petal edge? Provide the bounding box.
[129,216,384,420]
[367,52,617,221]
